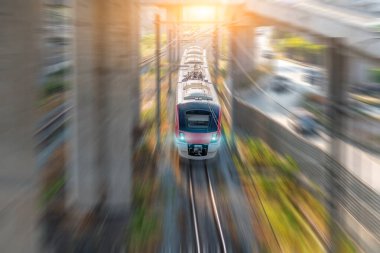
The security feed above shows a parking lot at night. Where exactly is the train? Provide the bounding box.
[175,46,222,160]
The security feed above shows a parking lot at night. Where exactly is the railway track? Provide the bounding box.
[36,51,168,162]
[36,103,72,147]
[188,160,227,253]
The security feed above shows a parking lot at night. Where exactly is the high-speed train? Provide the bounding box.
[175,46,222,160]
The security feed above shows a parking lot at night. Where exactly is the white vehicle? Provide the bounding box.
[175,47,222,160]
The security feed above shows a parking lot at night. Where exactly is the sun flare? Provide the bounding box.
[183,6,216,22]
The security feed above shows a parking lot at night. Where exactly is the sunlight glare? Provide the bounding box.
[183,6,216,22]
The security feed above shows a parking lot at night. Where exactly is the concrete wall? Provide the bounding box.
[69,0,140,214]
[0,0,41,252]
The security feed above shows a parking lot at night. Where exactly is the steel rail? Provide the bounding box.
[188,161,201,253]
[205,163,227,253]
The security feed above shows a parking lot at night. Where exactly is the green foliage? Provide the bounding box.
[41,67,71,98]
[369,68,380,83]
[41,176,65,205]
[337,232,357,253]
[279,36,324,51]
[219,68,227,78]
[127,182,159,251]
[43,77,68,97]
[276,35,325,65]
[141,33,167,58]
[236,137,356,253]
[281,155,299,175]
[141,34,155,58]
[133,182,153,207]
[128,206,158,251]
[142,106,155,123]
[259,176,277,198]
[52,66,71,77]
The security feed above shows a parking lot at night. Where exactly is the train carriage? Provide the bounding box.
[175,47,222,160]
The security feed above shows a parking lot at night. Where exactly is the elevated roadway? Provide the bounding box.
[247,0,380,60]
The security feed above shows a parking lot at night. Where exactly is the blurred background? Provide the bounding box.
[1,0,380,252]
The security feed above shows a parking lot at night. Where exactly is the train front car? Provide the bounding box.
[175,47,222,160]
[175,102,221,159]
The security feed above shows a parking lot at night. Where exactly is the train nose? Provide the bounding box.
[193,145,203,155]
[186,133,212,144]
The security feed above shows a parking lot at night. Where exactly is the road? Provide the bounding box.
[238,57,380,193]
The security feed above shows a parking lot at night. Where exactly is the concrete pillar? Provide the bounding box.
[326,38,347,253]
[228,16,256,147]
[69,0,140,214]
[228,22,256,89]
[129,1,141,130]
[0,1,41,252]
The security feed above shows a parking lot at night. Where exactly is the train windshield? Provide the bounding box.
[178,103,220,133]
[186,112,210,129]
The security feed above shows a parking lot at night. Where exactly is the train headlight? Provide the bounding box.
[210,133,218,143]
[179,132,186,142]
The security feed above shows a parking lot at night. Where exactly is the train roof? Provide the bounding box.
[187,46,202,50]
[178,46,213,93]
[180,47,207,66]
[177,80,219,106]
[188,45,202,49]
[184,56,203,65]
[185,54,202,60]
[187,49,202,55]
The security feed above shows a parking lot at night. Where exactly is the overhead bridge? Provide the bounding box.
[246,0,380,60]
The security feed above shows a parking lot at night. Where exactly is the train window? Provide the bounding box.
[186,113,210,129]
[178,103,220,133]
